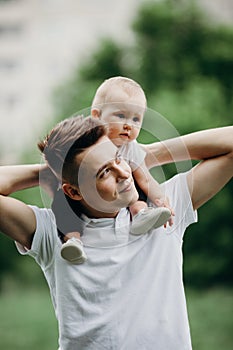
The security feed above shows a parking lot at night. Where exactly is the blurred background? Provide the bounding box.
[0,0,232,349]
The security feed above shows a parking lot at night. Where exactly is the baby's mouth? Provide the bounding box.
[119,133,130,139]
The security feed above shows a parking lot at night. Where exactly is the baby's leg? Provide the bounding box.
[63,231,81,242]
[61,231,87,264]
[130,200,171,235]
[129,200,147,217]
[52,189,87,264]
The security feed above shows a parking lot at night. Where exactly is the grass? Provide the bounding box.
[186,288,233,350]
[0,288,58,350]
[0,287,232,349]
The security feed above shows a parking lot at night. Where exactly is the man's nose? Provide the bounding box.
[114,164,130,181]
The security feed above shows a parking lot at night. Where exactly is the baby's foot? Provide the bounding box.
[61,237,87,264]
[130,207,171,235]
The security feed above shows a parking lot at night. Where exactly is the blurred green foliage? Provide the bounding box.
[0,0,232,289]
[132,1,233,102]
[0,289,58,349]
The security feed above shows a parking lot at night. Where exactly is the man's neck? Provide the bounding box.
[79,200,119,219]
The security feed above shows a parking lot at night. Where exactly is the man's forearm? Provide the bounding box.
[0,164,45,196]
[142,126,233,168]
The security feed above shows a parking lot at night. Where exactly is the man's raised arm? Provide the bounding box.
[0,164,45,249]
[143,126,233,167]
[142,126,233,210]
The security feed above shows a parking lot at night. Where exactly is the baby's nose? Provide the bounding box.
[123,122,132,130]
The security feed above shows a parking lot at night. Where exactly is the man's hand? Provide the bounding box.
[39,165,59,198]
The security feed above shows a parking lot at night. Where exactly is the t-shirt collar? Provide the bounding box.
[80,208,135,248]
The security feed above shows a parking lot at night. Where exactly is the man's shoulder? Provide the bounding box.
[162,172,188,188]
[29,205,54,218]
[28,205,58,261]
[149,172,196,237]
[161,172,191,208]
[29,205,56,230]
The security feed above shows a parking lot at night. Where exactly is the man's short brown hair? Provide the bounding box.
[38,115,107,185]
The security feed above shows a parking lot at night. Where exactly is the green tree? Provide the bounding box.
[132,0,233,103]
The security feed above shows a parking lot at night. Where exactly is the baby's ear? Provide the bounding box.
[62,183,82,200]
[91,108,101,119]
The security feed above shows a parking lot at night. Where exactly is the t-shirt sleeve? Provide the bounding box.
[160,172,198,239]
[15,206,58,268]
[120,140,146,172]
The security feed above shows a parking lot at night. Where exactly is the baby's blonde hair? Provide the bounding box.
[92,76,147,109]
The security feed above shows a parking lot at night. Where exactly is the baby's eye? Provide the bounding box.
[116,113,125,119]
[132,116,140,124]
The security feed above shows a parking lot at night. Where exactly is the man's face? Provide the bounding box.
[76,135,139,216]
[99,87,146,147]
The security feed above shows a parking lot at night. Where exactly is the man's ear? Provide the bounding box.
[91,108,101,119]
[62,183,82,200]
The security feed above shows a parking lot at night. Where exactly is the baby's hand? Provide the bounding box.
[154,198,175,227]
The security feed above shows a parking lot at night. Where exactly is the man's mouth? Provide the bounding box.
[119,179,133,193]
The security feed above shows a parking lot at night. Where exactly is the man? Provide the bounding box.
[0,115,232,350]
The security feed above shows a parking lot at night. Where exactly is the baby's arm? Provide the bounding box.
[133,163,162,200]
[133,161,174,224]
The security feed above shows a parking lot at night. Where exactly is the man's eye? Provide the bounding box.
[115,150,123,164]
[99,168,110,178]
[115,154,123,164]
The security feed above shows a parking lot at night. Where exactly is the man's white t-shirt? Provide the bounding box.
[17,172,197,350]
